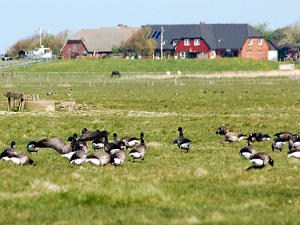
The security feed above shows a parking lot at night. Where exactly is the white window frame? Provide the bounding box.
[184,39,190,46]
[248,39,253,46]
[258,38,263,46]
[194,39,200,46]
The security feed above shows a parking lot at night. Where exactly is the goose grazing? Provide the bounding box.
[129,133,147,160]
[248,152,274,170]
[103,131,126,155]
[85,151,111,166]
[120,135,140,148]
[1,142,35,165]
[272,137,286,152]
[69,140,87,166]
[26,134,84,159]
[239,142,255,159]
[288,134,300,150]
[111,148,126,166]
[79,128,107,142]
[287,149,300,159]
[176,127,192,152]
[216,126,229,135]
[221,132,246,144]
[274,131,292,142]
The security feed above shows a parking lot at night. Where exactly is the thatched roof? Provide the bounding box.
[69,27,140,52]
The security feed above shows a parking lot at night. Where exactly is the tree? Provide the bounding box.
[253,23,276,40]
[121,27,157,57]
[6,29,70,57]
[277,21,300,47]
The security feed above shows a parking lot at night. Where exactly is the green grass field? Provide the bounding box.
[10,58,300,73]
[1,67,300,224]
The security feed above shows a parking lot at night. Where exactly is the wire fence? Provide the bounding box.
[0,58,56,71]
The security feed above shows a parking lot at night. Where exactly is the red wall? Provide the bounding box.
[61,40,88,59]
[240,38,269,60]
[175,38,210,52]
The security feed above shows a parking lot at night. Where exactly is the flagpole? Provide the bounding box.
[39,28,42,47]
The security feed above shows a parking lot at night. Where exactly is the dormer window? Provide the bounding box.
[194,39,200,46]
[248,39,253,46]
[258,38,263,45]
[184,39,190,46]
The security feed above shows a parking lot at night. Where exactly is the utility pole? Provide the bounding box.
[39,27,42,47]
[160,26,164,59]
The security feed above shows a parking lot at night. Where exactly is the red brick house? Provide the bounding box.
[61,26,139,59]
[146,24,269,60]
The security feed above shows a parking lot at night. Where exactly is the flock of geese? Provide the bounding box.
[0,128,146,166]
[1,125,300,169]
[216,125,300,170]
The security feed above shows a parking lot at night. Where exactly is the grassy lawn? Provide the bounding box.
[9,58,300,73]
[1,72,300,225]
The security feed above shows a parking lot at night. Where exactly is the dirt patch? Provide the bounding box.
[120,70,300,80]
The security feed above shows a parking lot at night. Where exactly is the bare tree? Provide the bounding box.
[278,21,300,47]
[6,29,70,57]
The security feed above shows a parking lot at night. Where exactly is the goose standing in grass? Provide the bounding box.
[85,151,111,166]
[1,141,17,160]
[120,135,140,149]
[1,142,35,165]
[272,137,286,152]
[221,132,246,144]
[247,152,274,170]
[111,148,126,166]
[274,131,292,142]
[239,142,255,159]
[262,134,271,141]
[79,128,107,142]
[103,131,126,155]
[288,134,300,150]
[69,140,87,166]
[216,126,229,135]
[113,133,127,148]
[92,139,105,151]
[129,133,147,160]
[176,127,192,152]
[287,149,300,159]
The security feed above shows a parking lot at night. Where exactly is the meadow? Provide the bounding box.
[10,58,300,73]
[0,61,300,224]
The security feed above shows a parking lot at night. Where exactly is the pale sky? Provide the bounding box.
[1,0,299,53]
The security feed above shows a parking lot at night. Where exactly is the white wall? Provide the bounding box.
[268,50,278,61]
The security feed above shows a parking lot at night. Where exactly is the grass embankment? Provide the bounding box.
[11,58,300,73]
[0,73,300,224]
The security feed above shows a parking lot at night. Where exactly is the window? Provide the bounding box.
[184,39,190,46]
[247,51,253,55]
[258,51,263,55]
[194,39,200,46]
[258,38,263,45]
[73,44,78,52]
[180,52,187,59]
[248,39,253,45]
